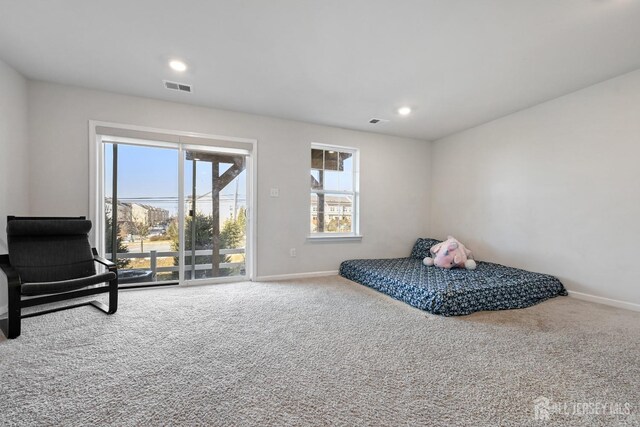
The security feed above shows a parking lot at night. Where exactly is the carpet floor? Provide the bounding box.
[1,276,639,426]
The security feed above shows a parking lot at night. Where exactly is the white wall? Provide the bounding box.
[0,59,29,314]
[0,59,29,251]
[430,69,640,306]
[27,81,431,278]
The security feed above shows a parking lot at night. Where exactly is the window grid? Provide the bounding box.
[310,143,359,236]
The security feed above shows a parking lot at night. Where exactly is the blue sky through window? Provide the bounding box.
[105,143,247,216]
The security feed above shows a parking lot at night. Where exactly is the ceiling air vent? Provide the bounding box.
[163,80,192,93]
[369,118,389,124]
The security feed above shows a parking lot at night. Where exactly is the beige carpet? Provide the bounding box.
[1,276,638,426]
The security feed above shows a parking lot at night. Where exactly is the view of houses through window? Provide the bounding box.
[103,142,248,284]
[310,144,358,235]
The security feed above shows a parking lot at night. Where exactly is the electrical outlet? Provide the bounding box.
[270,188,279,197]
[289,248,296,257]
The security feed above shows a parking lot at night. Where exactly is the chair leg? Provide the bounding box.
[89,278,118,314]
[108,278,118,314]
[1,281,22,339]
[89,300,110,313]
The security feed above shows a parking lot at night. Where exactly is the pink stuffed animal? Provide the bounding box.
[423,236,477,270]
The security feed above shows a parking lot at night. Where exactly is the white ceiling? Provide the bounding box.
[1,0,640,141]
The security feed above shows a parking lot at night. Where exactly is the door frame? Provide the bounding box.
[88,120,258,283]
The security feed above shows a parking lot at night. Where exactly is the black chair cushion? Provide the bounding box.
[7,219,97,283]
[21,271,117,296]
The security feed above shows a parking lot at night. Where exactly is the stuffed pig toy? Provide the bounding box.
[423,236,477,270]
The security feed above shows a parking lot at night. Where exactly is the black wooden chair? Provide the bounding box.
[0,216,118,339]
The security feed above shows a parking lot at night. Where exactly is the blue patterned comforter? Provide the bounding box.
[339,257,567,316]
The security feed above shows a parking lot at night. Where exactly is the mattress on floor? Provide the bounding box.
[339,257,567,316]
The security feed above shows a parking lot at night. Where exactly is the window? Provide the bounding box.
[91,121,256,286]
[310,143,359,238]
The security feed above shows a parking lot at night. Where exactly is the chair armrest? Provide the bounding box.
[0,254,22,288]
[92,248,117,272]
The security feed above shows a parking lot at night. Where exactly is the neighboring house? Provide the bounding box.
[128,203,169,227]
[311,195,353,233]
[105,198,133,224]
[130,203,150,226]
[106,198,169,233]
[146,205,170,226]
[185,193,247,226]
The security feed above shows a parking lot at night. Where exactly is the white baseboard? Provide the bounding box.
[0,304,7,316]
[568,291,640,313]
[255,270,339,282]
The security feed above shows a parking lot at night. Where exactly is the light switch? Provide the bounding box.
[270,188,279,197]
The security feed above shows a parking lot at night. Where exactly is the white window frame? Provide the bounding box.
[308,142,361,242]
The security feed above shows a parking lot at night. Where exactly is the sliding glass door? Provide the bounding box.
[184,149,247,280]
[99,132,251,285]
[104,143,180,284]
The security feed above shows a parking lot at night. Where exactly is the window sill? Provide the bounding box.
[307,234,363,242]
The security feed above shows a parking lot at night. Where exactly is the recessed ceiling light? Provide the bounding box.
[398,106,412,116]
[169,60,187,72]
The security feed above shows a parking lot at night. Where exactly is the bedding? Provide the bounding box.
[339,241,567,316]
[409,237,442,259]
